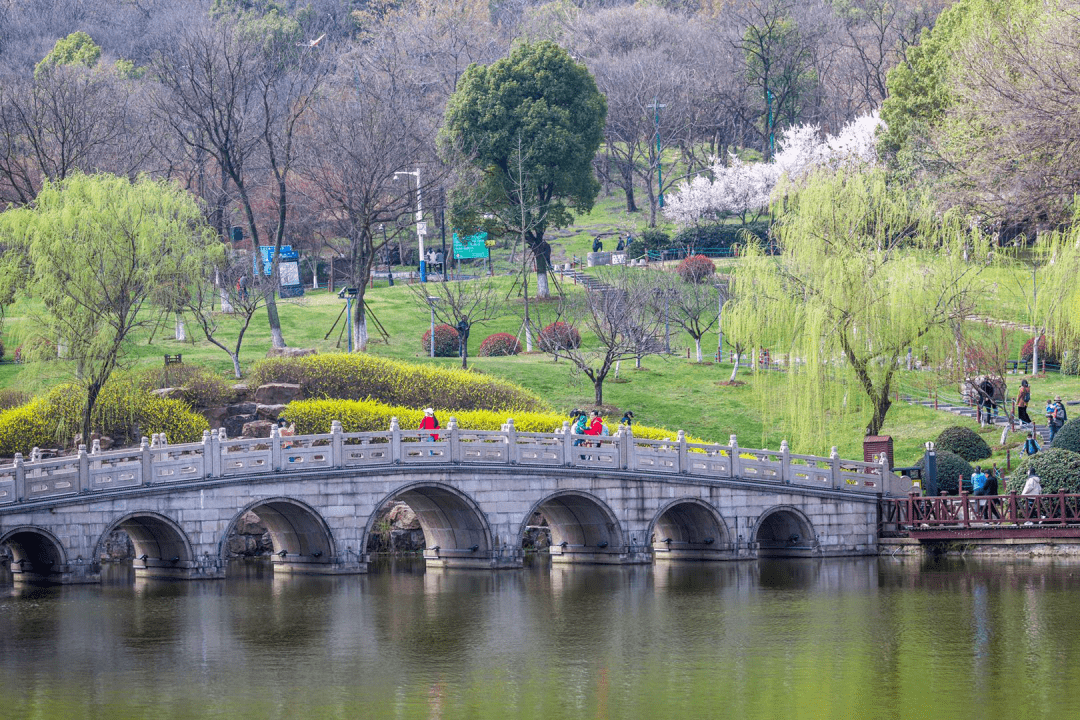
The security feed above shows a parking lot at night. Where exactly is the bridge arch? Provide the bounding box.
[1,525,69,579]
[97,511,194,579]
[366,481,493,568]
[649,497,733,560]
[226,497,337,572]
[753,505,818,558]
[520,490,624,563]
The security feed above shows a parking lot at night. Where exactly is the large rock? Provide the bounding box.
[224,414,256,438]
[264,347,318,359]
[235,510,267,536]
[230,383,252,402]
[242,420,274,439]
[151,387,188,401]
[254,383,302,405]
[203,406,229,431]
[227,402,258,417]
[257,403,288,421]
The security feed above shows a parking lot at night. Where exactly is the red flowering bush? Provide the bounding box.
[479,332,521,357]
[676,254,716,284]
[1020,335,1058,365]
[538,322,581,352]
[422,323,461,357]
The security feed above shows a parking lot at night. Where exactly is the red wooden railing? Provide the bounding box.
[882,490,1080,530]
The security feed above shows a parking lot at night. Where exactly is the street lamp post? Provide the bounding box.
[426,296,440,358]
[648,98,666,208]
[395,168,427,282]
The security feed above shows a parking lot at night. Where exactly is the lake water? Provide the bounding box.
[0,556,1074,720]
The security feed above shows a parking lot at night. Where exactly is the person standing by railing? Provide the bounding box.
[971,466,989,518]
[419,408,440,441]
[1022,470,1042,523]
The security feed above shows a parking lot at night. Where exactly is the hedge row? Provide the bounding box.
[0,379,209,456]
[247,353,546,413]
[282,398,707,444]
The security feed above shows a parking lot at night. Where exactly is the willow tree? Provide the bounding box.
[0,172,216,446]
[726,167,988,450]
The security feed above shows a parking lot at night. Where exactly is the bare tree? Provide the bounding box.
[532,269,666,405]
[409,278,505,369]
[300,47,442,351]
[654,272,720,363]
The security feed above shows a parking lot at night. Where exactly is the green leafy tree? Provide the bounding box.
[726,167,988,450]
[0,173,217,446]
[35,31,102,78]
[442,41,607,299]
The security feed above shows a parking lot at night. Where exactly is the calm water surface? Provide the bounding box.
[0,556,1075,720]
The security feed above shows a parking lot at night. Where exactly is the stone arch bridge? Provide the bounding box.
[0,419,910,583]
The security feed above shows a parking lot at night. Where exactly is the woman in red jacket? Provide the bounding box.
[419,408,440,441]
[586,410,604,444]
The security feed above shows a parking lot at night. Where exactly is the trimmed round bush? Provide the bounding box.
[478,332,521,357]
[935,425,992,461]
[1048,418,1080,454]
[676,254,717,284]
[248,353,546,413]
[1021,335,1058,365]
[538,322,581,352]
[421,323,460,357]
[1006,447,1080,494]
[917,450,974,495]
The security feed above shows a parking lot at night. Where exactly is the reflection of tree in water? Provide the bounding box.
[0,583,64,654]
[652,561,743,596]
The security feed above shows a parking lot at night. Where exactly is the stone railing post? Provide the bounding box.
[215,428,226,477]
[448,417,460,463]
[14,453,25,502]
[77,444,89,494]
[270,424,282,472]
[729,434,740,479]
[677,431,687,474]
[879,452,890,495]
[140,437,151,485]
[91,439,101,455]
[390,417,402,464]
[781,440,791,484]
[331,420,343,468]
[505,418,517,464]
[201,430,213,477]
[830,446,841,490]
[622,426,634,471]
[562,421,573,466]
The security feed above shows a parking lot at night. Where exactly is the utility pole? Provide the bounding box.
[395,168,426,282]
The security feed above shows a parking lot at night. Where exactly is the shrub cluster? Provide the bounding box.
[0,378,208,456]
[247,353,546,413]
[421,323,460,357]
[672,222,768,252]
[283,398,707,444]
[935,425,991,461]
[1006,447,1080,494]
[538,322,581,352]
[0,388,30,411]
[478,332,521,357]
[917,450,974,494]
[676,254,716,284]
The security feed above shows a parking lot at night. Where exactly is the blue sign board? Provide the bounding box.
[256,245,304,298]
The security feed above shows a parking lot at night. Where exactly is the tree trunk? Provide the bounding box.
[175,313,186,342]
[729,349,740,382]
[536,271,550,299]
[594,377,604,405]
[695,337,703,363]
[230,352,242,380]
[266,294,286,349]
[461,334,469,369]
[353,301,369,352]
[867,391,892,437]
[81,382,102,450]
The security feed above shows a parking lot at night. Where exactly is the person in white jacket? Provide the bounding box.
[1021,471,1042,523]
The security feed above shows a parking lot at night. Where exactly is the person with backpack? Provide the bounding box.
[570,409,588,447]
[1051,396,1068,441]
[1023,431,1041,456]
[1016,379,1032,428]
[620,410,634,428]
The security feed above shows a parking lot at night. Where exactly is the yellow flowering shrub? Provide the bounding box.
[283,399,709,444]
[248,353,547,413]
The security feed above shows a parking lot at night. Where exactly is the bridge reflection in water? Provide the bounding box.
[0,421,909,584]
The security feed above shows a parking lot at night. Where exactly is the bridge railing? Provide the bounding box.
[882,490,1080,529]
[0,417,906,507]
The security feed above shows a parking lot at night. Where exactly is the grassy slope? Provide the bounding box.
[0,191,1075,467]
